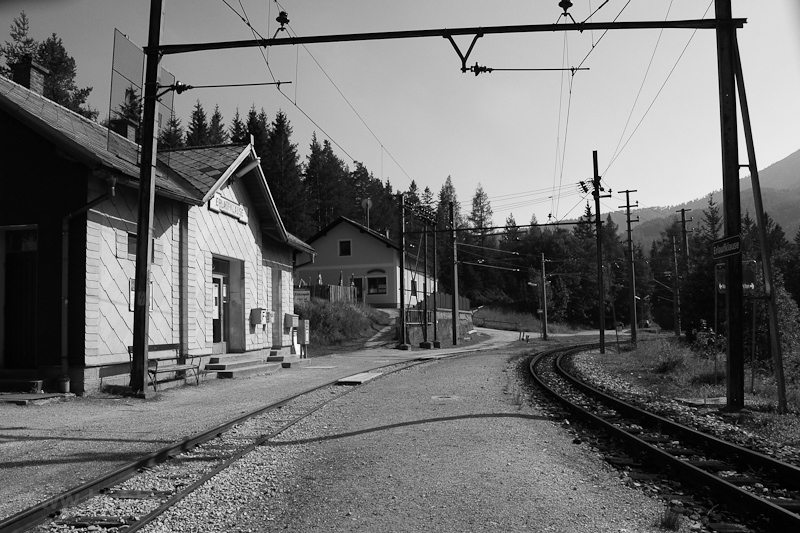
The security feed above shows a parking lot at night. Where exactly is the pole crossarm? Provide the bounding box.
[149,19,745,56]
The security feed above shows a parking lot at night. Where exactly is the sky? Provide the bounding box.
[2,0,799,227]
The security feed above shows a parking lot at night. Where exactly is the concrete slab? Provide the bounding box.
[337,372,382,385]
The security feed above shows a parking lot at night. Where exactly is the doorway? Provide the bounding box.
[212,258,230,354]
[2,228,38,369]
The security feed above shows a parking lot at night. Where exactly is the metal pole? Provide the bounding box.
[131,0,164,395]
[398,194,408,349]
[432,224,439,347]
[421,218,429,347]
[734,34,787,412]
[541,253,548,341]
[450,202,459,346]
[716,0,744,410]
[593,151,605,353]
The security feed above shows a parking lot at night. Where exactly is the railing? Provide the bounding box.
[306,284,358,302]
[410,292,470,312]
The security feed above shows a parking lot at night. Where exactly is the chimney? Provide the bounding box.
[110,117,139,143]
[11,55,49,95]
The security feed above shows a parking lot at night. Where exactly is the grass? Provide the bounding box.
[596,336,800,447]
[471,306,580,335]
[295,299,388,347]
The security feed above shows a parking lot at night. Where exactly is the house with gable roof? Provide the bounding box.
[0,59,313,393]
[293,216,435,310]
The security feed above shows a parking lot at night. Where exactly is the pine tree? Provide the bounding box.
[207,104,228,145]
[185,100,209,146]
[468,183,493,241]
[158,113,184,150]
[228,107,247,144]
[0,12,37,77]
[262,111,304,234]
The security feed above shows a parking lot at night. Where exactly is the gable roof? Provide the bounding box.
[305,217,398,250]
[0,75,313,255]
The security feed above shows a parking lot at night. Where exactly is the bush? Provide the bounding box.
[295,299,379,346]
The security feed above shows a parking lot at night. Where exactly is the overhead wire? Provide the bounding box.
[273,0,415,186]
[220,0,363,165]
[607,0,675,174]
[601,0,713,181]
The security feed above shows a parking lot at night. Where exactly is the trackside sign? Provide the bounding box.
[712,235,741,260]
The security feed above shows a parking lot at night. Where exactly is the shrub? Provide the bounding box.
[295,299,377,346]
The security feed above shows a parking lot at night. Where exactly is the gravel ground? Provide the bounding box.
[141,345,676,532]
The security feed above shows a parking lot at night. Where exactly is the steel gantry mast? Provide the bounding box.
[132,1,750,409]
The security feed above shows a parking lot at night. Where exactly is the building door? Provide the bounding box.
[212,258,230,354]
[3,229,38,369]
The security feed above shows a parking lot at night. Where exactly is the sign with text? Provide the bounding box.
[712,234,741,260]
[294,288,311,304]
[209,192,248,224]
[716,260,757,294]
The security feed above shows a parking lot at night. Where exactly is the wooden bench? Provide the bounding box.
[127,344,202,391]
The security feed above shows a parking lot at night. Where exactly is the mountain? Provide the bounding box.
[607,148,800,248]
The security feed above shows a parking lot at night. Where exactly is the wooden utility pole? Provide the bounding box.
[593,151,610,353]
[672,236,682,337]
[540,253,548,340]
[620,190,638,347]
[715,0,744,410]
[677,208,692,269]
[450,202,459,346]
[131,0,164,395]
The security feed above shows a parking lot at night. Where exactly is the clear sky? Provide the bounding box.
[2,0,799,226]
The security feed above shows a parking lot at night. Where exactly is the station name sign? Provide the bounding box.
[712,234,741,260]
[209,192,248,224]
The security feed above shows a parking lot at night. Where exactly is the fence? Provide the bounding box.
[411,292,470,312]
[305,284,358,303]
[406,292,470,324]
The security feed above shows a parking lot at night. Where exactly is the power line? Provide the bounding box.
[602,1,713,185]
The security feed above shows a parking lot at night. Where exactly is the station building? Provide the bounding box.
[0,60,313,393]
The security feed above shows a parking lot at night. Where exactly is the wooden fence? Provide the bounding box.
[305,284,358,303]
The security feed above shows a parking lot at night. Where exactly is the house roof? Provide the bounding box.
[0,75,199,202]
[305,216,399,250]
[0,75,313,255]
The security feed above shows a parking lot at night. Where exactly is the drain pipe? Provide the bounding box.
[60,177,117,389]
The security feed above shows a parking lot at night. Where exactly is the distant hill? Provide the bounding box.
[604,148,800,248]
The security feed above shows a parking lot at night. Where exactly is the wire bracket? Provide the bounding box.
[444,33,484,73]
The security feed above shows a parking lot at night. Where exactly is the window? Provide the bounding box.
[367,277,387,294]
[338,240,352,257]
[127,233,156,263]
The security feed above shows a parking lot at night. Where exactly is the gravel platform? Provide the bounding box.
[1,331,676,532]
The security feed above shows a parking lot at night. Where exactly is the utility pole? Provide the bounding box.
[677,208,692,269]
[716,0,744,410]
[397,194,409,350]
[450,201,459,346]
[541,253,548,341]
[593,151,611,353]
[620,190,639,348]
[672,236,682,337]
[131,0,164,395]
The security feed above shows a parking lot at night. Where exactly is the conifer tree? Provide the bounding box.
[207,104,228,145]
[228,108,247,144]
[158,113,184,150]
[185,100,209,146]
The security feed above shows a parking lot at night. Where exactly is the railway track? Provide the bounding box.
[0,355,451,533]
[529,344,800,532]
